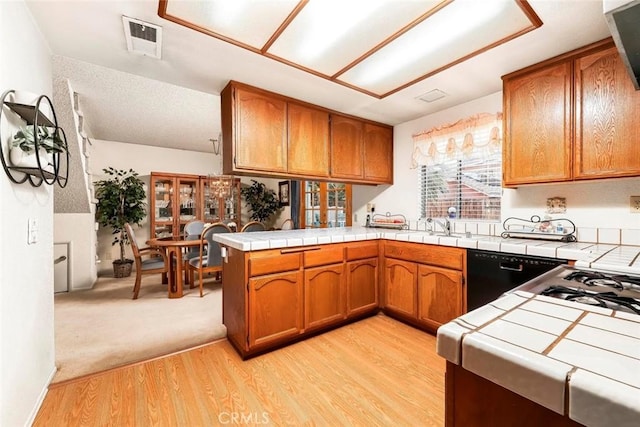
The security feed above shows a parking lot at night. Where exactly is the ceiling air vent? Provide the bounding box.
[122,16,162,59]
[417,89,447,103]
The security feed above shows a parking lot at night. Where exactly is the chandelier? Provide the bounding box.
[208,136,234,199]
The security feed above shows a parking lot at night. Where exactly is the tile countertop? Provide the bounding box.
[437,291,640,427]
[212,226,640,274]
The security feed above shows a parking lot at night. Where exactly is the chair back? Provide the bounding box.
[201,222,232,267]
[280,219,294,230]
[124,223,140,258]
[240,221,266,232]
[184,219,205,237]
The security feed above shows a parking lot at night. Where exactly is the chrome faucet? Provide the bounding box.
[426,217,451,236]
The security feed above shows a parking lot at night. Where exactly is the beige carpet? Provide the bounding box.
[53,273,227,383]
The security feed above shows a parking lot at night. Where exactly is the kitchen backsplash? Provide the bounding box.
[406,220,640,246]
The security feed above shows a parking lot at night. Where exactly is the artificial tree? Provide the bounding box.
[94,167,146,277]
[240,179,282,227]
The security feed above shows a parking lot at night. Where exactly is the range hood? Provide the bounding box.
[604,0,640,90]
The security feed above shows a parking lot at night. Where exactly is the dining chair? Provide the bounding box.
[240,221,266,232]
[186,222,231,296]
[183,219,206,286]
[280,218,294,230]
[124,223,169,300]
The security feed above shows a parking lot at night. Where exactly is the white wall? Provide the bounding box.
[54,213,98,290]
[0,2,56,426]
[88,140,289,267]
[354,91,640,231]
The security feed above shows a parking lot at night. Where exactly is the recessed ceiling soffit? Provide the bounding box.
[158,0,542,98]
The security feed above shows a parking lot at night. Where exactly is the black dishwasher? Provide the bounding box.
[466,249,568,311]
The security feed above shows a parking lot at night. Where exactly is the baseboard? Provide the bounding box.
[25,365,57,426]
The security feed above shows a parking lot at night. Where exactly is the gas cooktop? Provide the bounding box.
[514,265,640,315]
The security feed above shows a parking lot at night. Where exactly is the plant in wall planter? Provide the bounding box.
[94,167,147,278]
[241,179,282,228]
[9,125,67,172]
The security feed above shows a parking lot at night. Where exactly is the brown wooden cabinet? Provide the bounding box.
[150,172,241,238]
[222,241,380,358]
[345,241,379,317]
[150,172,200,238]
[503,62,572,186]
[222,81,392,184]
[364,123,393,183]
[575,45,640,179]
[288,102,329,177]
[382,241,466,332]
[330,115,394,184]
[417,265,464,331]
[248,271,303,348]
[502,38,640,187]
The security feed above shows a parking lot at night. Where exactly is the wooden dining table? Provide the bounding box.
[146,236,202,298]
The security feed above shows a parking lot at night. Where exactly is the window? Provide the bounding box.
[413,113,502,221]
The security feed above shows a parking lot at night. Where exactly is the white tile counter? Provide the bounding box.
[437,291,640,427]
[212,226,640,273]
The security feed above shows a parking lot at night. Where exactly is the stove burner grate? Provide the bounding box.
[563,271,640,290]
[541,285,640,315]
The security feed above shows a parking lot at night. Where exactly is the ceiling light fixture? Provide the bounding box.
[208,135,234,199]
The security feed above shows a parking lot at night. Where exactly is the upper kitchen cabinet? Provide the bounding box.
[575,45,640,179]
[502,38,640,187]
[363,123,393,183]
[502,61,573,186]
[288,102,329,177]
[221,81,392,184]
[222,83,287,174]
[330,115,394,184]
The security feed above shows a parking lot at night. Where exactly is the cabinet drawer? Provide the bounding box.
[384,241,464,270]
[345,242,379,261]
[304,245,344,268]
[249,252,301,277]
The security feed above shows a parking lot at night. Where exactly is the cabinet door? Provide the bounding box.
[248,271,303,348]
[346,258,378,317]
[363,123,393,183]
[176,176,199,236]
[383,258,417,318]
[288,103,329,177]
[575,46,640,179]
[304,264,345,330]
[150,174,175,238]
[417,265,463,330]
[503,61,572,186]
[330,115,364,180]
[235,87,287,173]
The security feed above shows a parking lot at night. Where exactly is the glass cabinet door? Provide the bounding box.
[202,178,221,223]
[152,176,175,238]
[177,177,199,236]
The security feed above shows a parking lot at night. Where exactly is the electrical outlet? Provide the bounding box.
[631,196,640,213]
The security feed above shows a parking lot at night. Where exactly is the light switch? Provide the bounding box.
[28,218,38,244]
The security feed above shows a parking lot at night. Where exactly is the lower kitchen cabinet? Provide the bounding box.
[417,265,464,331]
[384,258,418,317]
[382,240,466,333]
[346,258,378,317]
[248,271,303,348]
[304,264,345,330]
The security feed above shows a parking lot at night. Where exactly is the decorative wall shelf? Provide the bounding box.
[501,215,577,242]
[0,89,69,187]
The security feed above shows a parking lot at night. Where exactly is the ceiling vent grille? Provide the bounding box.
[417,89,447,103]
[122,16,162,59]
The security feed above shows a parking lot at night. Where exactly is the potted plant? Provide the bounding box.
[9,125,67,171]
[241,179,282,227]
[94,167,147,278]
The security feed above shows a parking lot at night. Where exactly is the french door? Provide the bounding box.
[301,181,352,228]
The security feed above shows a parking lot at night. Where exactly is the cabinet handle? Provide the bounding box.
[280,246,321,254]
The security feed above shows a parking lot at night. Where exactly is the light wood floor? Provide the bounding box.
[34,314,445,426]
